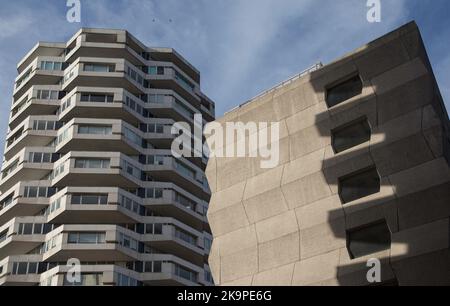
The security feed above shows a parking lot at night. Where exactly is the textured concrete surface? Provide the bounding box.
[206,21,450,286]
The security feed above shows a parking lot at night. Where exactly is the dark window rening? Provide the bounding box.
[332,118,371,153]
[347,221,391,259]
[339,167,380,204]
[326,75,363,108]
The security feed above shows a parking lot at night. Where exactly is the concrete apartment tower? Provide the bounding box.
[206,22,450,286]
[0,29,215,286]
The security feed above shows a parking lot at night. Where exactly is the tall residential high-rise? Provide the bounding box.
[206,22,450,286]
[0,28,215,286]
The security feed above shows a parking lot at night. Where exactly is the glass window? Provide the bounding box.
[144,262,152,273]
[38,187,47,198]
[154,224,163,235]
[0,230,7,242]
[54,62,62,70]
[75,159,110,169]
[42,153,51,163]
[175,228,196,245]
[17,262,28,275]
[68,232,105,244]
[27,187,38,198]
[347,221,391,259]
[38,121,47,130]
[90,94,107,102]
[41,225,52,236]
[84,274,102,286]
[205,271,213,283]
[71,195,81,204]
[84,195,100,205]
[80,94,90,102]
[41,90,50,99]
[84,64,109,72]
[78,125,112,135]
[33,224,43,234]
[68,233,78,243]
[153,261,162,272]
[28,262,38,274]
[64,273,102,286]
[79,233,98,244]
[332,118,371,153]
[47,187,57,197]
[99,195,108,205]
[204,237,212,251]
[50,91,59,100]
[326,75,363,108]
[175,71,195,91]
[32,152,43,163]
[74,159,85,168]
[175,265,196,282]
[339,167,380,204]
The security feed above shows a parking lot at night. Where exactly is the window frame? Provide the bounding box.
[338,166,381,204]
[325,73,363,108]
[331,116,372,154]
[346,220,392,259]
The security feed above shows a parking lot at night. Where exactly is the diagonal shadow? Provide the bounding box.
[306,21,450,286]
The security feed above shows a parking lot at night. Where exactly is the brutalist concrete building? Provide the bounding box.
[0,28,215,286]
[206,22,450,286]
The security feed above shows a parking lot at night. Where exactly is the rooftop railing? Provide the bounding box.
[226,62,323,114]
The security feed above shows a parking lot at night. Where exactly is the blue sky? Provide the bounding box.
[0,0,449,155]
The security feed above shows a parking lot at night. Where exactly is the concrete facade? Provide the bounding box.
[0,29,215,286]
[206,22,450,286]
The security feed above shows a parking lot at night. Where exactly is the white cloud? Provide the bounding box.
[2,0,448,159]
[0,13,33,40]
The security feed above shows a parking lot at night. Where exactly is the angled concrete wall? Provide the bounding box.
[206,21,450,286]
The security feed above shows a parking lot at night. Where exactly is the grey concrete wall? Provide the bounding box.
[206,21,450,286]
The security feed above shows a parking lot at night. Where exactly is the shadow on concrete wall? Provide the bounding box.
[307,22,450,285]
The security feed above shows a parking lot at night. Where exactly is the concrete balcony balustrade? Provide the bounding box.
[13,56,65,100]
[0,182,54,225]
[0,148,55,194]
[9,86,61,131]
[48,152,142,189]
[0,217,48,260]
[1,27,214,286]
[4,116,58,161]
[0,255,43,286]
